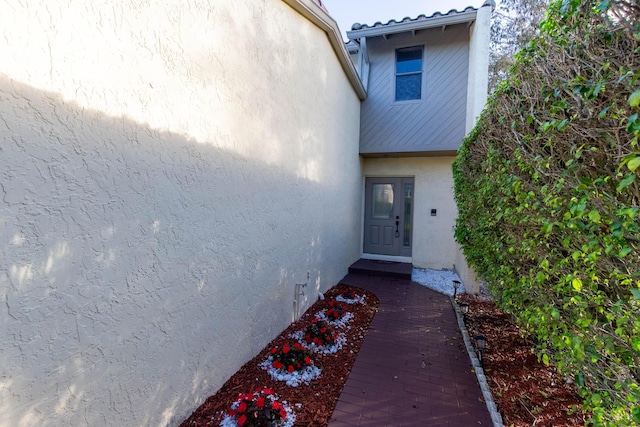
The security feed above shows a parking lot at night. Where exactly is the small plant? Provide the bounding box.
[304,318,338,347]
[315,301,354,329]
[269,342,312,373]
[336,287,365,304]
[289,318,346,355]
[260,342,321,387]
[325,300,347,321]
[220,387,295,427]
[339,288,357,300]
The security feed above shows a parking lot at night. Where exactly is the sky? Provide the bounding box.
[321,0,484,41]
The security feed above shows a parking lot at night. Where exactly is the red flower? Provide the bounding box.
[282,346,289,354]
[271,401,282,410]
[304,357,311,365]
[256,396,265,408]
[270,347,277,354]
[228,409,237,416]
[273,360,283,369]
[320,328,326,333]
[237,401,247,413]
[313,337,319,344]
[237,414,247,426]
[262,388,274,395]
[329,300,335,307]
[312,317,319,323]
[287,365,294,373]
[293,342,302,349]
[279,408,287,418]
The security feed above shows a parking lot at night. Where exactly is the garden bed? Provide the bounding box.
[179,284,378,427]
[458,294,586,426]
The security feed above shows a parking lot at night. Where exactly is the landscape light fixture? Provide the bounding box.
[452,280,461,298]
[458,302,469,315]
[474,334,488,367]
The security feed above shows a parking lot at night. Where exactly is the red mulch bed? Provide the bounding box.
[179,284,378,427]
[458,294,587,426]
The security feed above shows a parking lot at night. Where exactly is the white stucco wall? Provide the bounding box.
[0,1,362,425]
[455,246,481,294]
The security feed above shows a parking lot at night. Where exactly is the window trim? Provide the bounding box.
[394,45,424,103]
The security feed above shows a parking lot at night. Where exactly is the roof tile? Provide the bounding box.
[350,6,478,31]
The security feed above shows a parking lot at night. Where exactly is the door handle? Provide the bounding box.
[395,216,399,237]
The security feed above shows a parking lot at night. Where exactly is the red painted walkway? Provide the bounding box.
[328,273,493,427]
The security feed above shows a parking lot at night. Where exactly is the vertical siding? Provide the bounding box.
[360,24,470,154]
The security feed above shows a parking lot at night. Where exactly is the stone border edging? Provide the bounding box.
[449,295,505,427]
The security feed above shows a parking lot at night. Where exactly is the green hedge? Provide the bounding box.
[453,1,640,425]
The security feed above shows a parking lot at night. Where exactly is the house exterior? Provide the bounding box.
[347,3,492,288]
[0,0,490,426]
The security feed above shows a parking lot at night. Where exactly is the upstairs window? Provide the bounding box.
[395,46,423,101]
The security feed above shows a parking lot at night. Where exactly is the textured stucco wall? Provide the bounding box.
[0,1,362,425]
[454,245,481,294]
[361,157,479,294]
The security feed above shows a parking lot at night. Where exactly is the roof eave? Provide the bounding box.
[346,10,477,40]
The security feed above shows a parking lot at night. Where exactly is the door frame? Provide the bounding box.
[362,176,414,259]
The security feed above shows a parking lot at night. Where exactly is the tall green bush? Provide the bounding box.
[453,1,640,425]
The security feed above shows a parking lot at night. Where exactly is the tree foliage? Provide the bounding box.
[454,0,640,425]
[490,0,550,90]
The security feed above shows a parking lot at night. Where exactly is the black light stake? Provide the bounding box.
[458,302,469,315]
[474,334,487,367]
[452,280,461,299]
